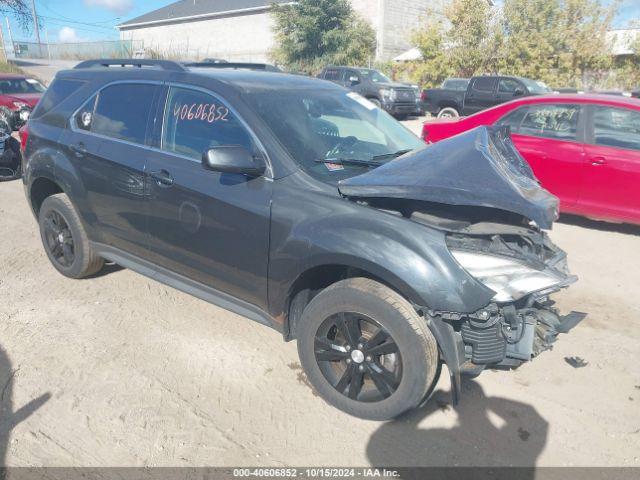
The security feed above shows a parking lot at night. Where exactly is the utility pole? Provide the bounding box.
[31,0,41,45]
[5,18,14,57]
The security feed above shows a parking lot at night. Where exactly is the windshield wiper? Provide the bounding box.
[315,158,384,167]
[371,149,413,161]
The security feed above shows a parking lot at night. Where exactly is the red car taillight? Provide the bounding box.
[19,125,29,153]
[420,91,428,102]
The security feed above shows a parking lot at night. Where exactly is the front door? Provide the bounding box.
[144,85,272,309]
[580,105,640,222]
[59,82,161,258]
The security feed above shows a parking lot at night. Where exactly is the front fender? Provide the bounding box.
[267,173,494,319]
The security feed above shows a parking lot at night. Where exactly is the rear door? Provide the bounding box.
[580,105,640,222]
[463,77,498,115]
[59,81,161,257]
[498,103,586,209]
[144,85,272,309]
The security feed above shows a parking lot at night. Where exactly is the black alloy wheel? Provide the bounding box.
[43,209,76,268]
[314,312,403,402]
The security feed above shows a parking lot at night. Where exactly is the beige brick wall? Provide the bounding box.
[120,11,276,62]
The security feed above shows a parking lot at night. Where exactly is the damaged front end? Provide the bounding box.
[339,126,585,403]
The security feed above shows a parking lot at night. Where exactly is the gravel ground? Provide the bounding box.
[0,107,639,468]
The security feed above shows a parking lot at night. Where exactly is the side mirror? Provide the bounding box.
[349,76,360,85]
[514,88,525,96]
[202,146,266,177]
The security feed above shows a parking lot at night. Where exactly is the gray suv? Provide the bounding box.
[318,66,418,118]
[21,59,583,420]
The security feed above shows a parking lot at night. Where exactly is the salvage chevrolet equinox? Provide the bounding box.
[21,59,584,420]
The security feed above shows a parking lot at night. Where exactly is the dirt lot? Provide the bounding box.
[1,116,640,467]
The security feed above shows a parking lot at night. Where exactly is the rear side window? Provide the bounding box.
[472,77,496,92]
[92,83,156,144]
[323,69,343,81]
[592,106,640,151]
[518,104,580,141]
[31,78,85,119]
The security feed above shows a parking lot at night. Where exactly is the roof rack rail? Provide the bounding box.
[184,62,282,73]
[74,59,186,72]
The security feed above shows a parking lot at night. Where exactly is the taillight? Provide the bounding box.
[19,125,29,153]
[420,91,427,102]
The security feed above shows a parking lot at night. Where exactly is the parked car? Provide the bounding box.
[0,73,45,113]
[421,75,551,118]
[422,94,640,225]
[318,66,418,118]
[632,89,640,99]
[22,59,582,420]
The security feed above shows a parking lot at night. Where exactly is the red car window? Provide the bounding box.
[592,106,640,151]
[518,104,580,141]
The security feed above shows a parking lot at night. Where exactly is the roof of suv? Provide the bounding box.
[66,59,339,94]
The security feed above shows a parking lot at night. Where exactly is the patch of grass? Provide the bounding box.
[0,61,25,74]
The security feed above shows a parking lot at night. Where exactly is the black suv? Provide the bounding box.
[318,66,418,118]
[22,59,583,420]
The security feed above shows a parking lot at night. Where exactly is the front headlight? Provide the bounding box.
[450,250,564,303]
[380,89,396,101]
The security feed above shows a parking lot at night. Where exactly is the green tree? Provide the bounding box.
[497,0,616,88]
[271,0,376,73]
[408,0,497,87]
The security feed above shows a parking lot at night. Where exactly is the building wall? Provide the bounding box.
[119,1,449,63]
[119,11,276,62]
[379,0,443,60]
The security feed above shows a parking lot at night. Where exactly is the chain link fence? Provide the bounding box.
[12,40,143,60]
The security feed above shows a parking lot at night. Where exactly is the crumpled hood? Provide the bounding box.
[338,126,559,229]
[2,93,40,108]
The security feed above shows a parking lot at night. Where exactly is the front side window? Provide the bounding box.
[592,106,640,151]
[498,78,521,93]
[92,83,156,144]
[246,89,424,183]
[161,87,254,160]
[518,104,580,141]
[497,106,529,132]
[359,69,392,83]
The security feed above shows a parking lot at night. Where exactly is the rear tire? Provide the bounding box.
[39,193,104,279]
[437,107,459,118]
[297,278,439,420]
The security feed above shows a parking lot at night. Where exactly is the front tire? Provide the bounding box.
[39,193,104,279]
[297,278,439,420]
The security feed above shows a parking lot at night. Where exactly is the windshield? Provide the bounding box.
[246,89,425,182]
[442,79,469,91]
[520,78,551,94]
[0,78,45,95]
[359,69,392,83]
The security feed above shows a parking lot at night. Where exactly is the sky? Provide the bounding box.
[2,0,640,46]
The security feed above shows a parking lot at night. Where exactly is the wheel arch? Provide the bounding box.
[29,175,65,216]
[282,257,424,341]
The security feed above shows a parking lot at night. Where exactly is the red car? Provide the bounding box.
[422,94,640,225]
[0,73,45,112]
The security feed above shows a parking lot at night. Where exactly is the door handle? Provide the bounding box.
[590,157,606,166]
[69,142,87,157]
[150,169,174,187]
